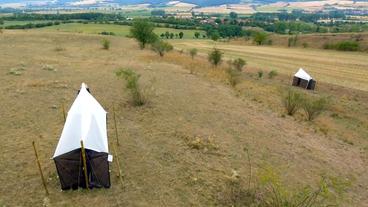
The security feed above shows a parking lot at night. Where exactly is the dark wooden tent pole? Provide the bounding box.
[112,143,124,186]
[113,104,120,146]
[80,140,89,190]
[32,141,49,196]
[62,102,66,122]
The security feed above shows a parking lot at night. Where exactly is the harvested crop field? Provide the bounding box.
[171,39,368,91]
[0,30,367,206]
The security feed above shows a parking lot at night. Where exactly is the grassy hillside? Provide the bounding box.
[0,30,367,206]
[39,23,205,39]
[171,39,368,91]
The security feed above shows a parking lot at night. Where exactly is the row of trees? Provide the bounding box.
[160,31,184,39]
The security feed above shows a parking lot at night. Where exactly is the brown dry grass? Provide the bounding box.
[0,30,367,206]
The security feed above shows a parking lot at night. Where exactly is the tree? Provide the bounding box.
[151,41,173,57]
[130,19,157,49]
[160,33,165,38]
[211,31,220,41]
[179,32,184,39]
[189,48,198,59]
[170,33,174,39]
[253,32,268,45]
[229,12,238,19]
[165,31,170,39]
[194,32,200,39]
[208,48,223,67]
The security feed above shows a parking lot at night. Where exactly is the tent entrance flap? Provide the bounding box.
[54,148,111,190]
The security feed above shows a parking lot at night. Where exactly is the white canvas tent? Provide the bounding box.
[53,83,111,190]
[292,68,316,90]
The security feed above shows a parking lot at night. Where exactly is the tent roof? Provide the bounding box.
[294,68,313,81]
[53,83,108,158]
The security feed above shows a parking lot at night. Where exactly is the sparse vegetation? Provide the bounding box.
[101,38,110,50]
[8,65,26,76]
[130,19,157,49]
[42,64,57,72]
[151,40,173,57]
[283,89,303,116]
[227,68,242,87]
[302,96,329,121]
[268,70,278,79]
[208,48,223,67]
[116,68,146,106]
[189,48,198,59]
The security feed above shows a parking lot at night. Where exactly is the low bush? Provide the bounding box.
[208,48,223,67]
[257,70,264,79]
[101,38,110,50]
[302,96,329,121]
[229,58,246,71]
[151,40,173,57]
[268,70,278,79]
[116,68,146,106]
[283,89,303,116]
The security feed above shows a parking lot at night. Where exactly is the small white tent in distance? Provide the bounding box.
[53,83,111,190]
[292,68,316,90]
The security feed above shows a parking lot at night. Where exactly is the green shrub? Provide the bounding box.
[323,41,360,51]
[253,32,268,45]
[189,48,198,59]
[268,70,278,79]
[208,48,223,67]
[257,70,264,79]
[302,42,308,48]
[230,58,246,71]
[101,38,110,50]
[302,96,329,121]
[283,89,303,116]
[151,40,173,57]
[116,69,146,106]
[335,41,359,51]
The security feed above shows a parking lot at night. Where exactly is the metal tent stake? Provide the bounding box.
[80,140,89,190]
[32,141,49,196]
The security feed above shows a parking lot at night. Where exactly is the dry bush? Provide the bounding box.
[42,64,57,72]
[282,89,303,116]
[302,96,329,121]
[151,40,173,57]
[54,46,65,52]
[227,68,242,88]
[8,66,25,76]
[116,68,147,106]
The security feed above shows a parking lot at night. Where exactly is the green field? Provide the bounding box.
[39,23,205,39]
[2,20,52,27]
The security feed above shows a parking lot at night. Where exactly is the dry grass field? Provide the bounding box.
[0,30,367,206]
[171,39,368,91]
